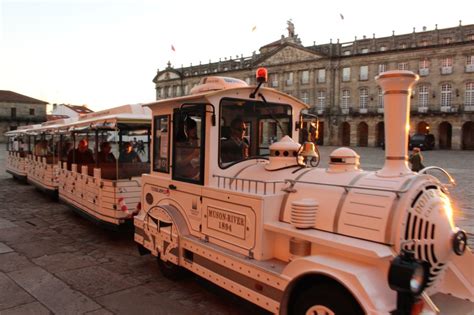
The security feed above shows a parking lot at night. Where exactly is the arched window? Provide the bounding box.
[465,82,474,107]
[418,85,429,108]
[341,90,350,109]
[441,83,452,107]
[359,88,368,109]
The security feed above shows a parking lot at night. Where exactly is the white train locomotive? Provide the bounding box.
[134,70,473,314]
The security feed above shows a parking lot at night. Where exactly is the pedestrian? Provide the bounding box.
[409,147,425,172]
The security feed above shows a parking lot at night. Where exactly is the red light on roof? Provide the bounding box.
[256,67,268,83]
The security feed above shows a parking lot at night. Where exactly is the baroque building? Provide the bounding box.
[153,21,474,149]
[0,90,48,143]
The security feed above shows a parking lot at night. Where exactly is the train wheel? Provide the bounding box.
[157,255,187,281]
[291,281,363,315]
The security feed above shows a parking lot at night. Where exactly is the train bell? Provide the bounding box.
[300,141,318,159]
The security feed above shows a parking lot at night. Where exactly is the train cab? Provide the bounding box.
[135,70,473,314]
[57,104,151,228]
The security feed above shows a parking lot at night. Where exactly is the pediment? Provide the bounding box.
[256,45,323,67]
[156,71,181,81]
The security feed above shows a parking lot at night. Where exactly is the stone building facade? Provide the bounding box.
[153,22,474,149]
[0,90,48,142]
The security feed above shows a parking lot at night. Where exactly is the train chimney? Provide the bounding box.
[376,70,419,177]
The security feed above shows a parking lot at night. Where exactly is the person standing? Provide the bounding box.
[409,147,425,172]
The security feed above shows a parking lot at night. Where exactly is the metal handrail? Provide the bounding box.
[418,166,456,187]
[213,174,286,195]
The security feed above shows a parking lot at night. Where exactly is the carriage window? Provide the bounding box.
[117,127,150,179]
[172,106,205,184]
[219,98,292,167]
[153,115,170,173]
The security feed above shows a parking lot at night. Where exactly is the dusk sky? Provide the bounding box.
[1,0,472,111]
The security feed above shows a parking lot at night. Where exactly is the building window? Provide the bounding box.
[29,108,35,115]
[317,90,326,110]
[361,48,369,54]
[466,55,474,72]
[359,66,368,80]
[300,70,309,84]
[317,69,326,83]
[378,88,384,108]
[300,91,309,104]
[419,59,430,76]
[420,40,429,47]
[175,86,181,96]
[285,72,293,86]
[379,46,387,51]
[184,85,189,95]
[343,50,351,56]
[398,62,409,70]
[400,43,407,49]
[443,38,452,44]
[342,67,351,82]
[418,85,429,108]
[468,34,474,41]
[378,64,387,74]
[168,86,173,97]
[465,82,474,106]
[11,108,16,119]
[441,57,453,74]
[270,73,279,87]
[359,88,368,109]
[441,83,452,107]
[341,89,350,109]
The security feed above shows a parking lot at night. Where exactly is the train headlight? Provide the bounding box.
[453,229,467,256]
[388,248,428,296]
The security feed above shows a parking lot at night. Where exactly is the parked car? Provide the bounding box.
[409,133,435,150]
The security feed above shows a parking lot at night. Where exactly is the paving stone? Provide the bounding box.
[9,240,74,259]
[8,266,101,314]
[0,242,13,254]
[0,301,51,315]
[96,285,191,315]
[0,218,17,229]
[0,252,34,273]
[0,273,35,311]
[56,265,141,298]
[33,252,99,273]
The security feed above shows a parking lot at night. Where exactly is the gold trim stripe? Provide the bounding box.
[378,73,418,79]
[383,90,409,95]
[386,156,408,161]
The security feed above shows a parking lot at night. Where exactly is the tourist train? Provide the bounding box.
[5,103,151,227]
[4,70,473,314]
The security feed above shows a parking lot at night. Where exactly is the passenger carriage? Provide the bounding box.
[134,70,473,314]
[5,124,40,181]
[25,118,76,196]
[57,104,151,228]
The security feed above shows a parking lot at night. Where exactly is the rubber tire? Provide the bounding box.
[290,281,364,315]
[157,256,187,281]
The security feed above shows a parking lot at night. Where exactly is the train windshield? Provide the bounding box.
[219,97,292,168]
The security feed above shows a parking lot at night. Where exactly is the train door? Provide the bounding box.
[172,105,206,185]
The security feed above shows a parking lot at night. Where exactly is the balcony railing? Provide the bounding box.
[359,108,368,114]
[464,105,474,112]
[377,108,384,113]
[441,67,453,74]
[419,68,429,76]
[466,64,474,73]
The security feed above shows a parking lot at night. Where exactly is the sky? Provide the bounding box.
[1,0,472,112]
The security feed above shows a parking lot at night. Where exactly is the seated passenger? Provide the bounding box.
[67,139,95,167]
[119,142,141,163]
[175,118,200,179]
[221,118,249,163]
[97,141,116,164]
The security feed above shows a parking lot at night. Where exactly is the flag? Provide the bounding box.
[251,25,257,32]
[171,45,176,52]
[339,13,344,20]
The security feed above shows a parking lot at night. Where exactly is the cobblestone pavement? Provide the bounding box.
[0,148,472,314]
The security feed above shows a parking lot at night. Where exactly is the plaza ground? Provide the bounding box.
[0,147,472,314]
